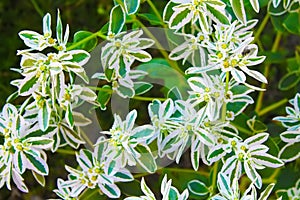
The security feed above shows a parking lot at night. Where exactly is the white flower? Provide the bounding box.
[98,110,156,173]
[212,173,275,200]
[101,30,154,74]
[208,133,284,188]
[125,175,189,200]
[0,104,53,192]
[61,148,133,198]
[165,0,229,33]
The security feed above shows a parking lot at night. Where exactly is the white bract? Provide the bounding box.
[102,30,154,74]
[274,93,300,162]
[208,133,284,188]
[0,104,53,192]
[98,110,157,173]
[212,173,275,200]
[59,148,133,198]
[125,175,189,200]
[186,20,266,88]
[164,0,229,33]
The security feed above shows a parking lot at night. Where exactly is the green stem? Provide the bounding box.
[146,0,166,27]
[255,32,282,113]
[80,128,95,149]
[254,14,270,43]
[66,31,106,51]
[133,172,150,178]
[30,0,44,17]
[56,148,76,155]
[262,168,281,183]
[159,167,209,177]
[231,122,253,135]
[257,98,288,116]
[210,161,219,196]
[221,72,230,121]
[134,19,184,75]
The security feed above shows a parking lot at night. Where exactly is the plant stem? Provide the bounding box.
[30,0,44,17]
[66,31,106,51]
[254,13,270,43]
[134,19,184,75]
[146,0,166,27]
[56,148,76,155]
[221,72,230,121]
[210,161,219,196]
[231,122,253,135]
[258,98,288,116]
[159,167,209,177]
[262,168,281,183]
[255,32,282,113]
[80,128,95,149]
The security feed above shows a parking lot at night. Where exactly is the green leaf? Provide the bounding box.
[56,9,63,44]
[66,103,74,127]
[230,0,247,24]
[136,59,189,98]
[134,82,153,95]
[32,171,46,187]
[73,31,98,52]
[117,84,135,98]
[279,142,300,162]
[19,76,38,95]
[124,0,140,15]
[206,3,230,25]
[252,154,284,168]
[102,184,120,198]
[283,12,300,35]
[138,13,163,25]
[169,7,192,30]
[25,151,48,175]
[188,180,209,196]
[118,180,143,197]
[278,71,300,91]
[246,117,268,133]
[39,100,51,132]
[109,5,125,34]
[258,183,275,200]
[167,87,182,100]
[97,85,112,110]
[135,144,157,173]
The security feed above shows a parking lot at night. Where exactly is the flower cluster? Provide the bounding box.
[125,175,189,200]
[274,93,300,162]
[93,30,154,98]
[0,104,53,192]
[54,148,133,198]
[0,11,98,193]
[12,11,98,152]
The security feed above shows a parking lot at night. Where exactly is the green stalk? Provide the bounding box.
[30,0,44,17]
[209,161,219,197]
[254,14,270,43]
[221,72,230,121]
[258,98,288,116]
[255,32,282,113]
[159,167,210,177]
[146,0,166,27]
[56,148,76,155]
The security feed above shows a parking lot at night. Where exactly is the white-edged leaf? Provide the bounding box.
[109,5,125,34]
[230,0,247,24]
